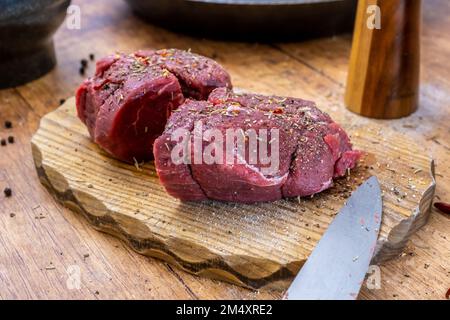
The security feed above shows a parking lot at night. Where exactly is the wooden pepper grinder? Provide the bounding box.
[345,0,421,119]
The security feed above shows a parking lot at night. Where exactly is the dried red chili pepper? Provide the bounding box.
[434,202,450,215]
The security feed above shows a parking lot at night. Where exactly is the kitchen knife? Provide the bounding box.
[285,176,382,300]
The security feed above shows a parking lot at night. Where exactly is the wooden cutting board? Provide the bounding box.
[31,97,435,290]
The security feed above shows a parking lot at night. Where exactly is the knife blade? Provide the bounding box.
[285,176,382,300]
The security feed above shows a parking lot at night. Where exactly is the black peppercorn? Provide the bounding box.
[0,139,6,146]
[89,53,95,61]
[59,98,66,105]
[7,136,14,144]
[81,59,88,67]
[79,67,85,75]
[4,187,12,197]
[4,120,12,129]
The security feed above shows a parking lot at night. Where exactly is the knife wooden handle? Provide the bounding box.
[345,0,421,119]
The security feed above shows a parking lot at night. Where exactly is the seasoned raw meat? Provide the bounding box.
[76,49,231,162]
[145,49,232,100]
[154,88,361,203]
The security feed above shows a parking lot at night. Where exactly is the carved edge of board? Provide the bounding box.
[31,142,302,290]
[372,160,436,264]
[31,135,437,290]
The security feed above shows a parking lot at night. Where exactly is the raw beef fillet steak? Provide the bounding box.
[146,48,232,100]
[154,88,361,203]
[76,49,231,162]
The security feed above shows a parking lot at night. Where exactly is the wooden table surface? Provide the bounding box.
[0,0,449,300]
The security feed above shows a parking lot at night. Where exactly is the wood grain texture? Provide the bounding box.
[345,0,421,119]
[1,0,449,300]
[30,97,435,289]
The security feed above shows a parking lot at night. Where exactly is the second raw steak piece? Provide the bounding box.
[154,88,361,203]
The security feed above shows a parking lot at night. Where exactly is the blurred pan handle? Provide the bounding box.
[345,0,421,119]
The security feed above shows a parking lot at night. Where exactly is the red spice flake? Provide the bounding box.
[136,56,150,65]
[273,107,284,114]
[446,288,450,300]
[159,50,173,58]
[434,202,450,215]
